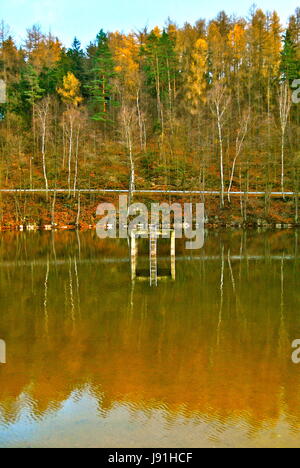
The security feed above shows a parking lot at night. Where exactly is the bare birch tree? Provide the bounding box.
[209,83,231,207]
[62,108,82,197]
[228,110,250,201]
[36,97,51,198]
[278,82,292,194]
[120,104,138,205]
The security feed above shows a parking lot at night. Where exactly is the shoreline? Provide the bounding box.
[1,221,299,232]
[1,192,299,231]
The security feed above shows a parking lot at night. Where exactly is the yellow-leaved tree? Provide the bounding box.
[185,38,208,113]
[265,12,282,79]
[57,72,82,107]
[113,33,140,99]
[228,24,246,71]
[57,72,83,197]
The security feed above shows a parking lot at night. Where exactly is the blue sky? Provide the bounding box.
[1,0,299,48]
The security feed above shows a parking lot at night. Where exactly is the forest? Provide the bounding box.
[0,7,300,227]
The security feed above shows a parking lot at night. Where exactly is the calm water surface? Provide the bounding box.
[0,230,300,448]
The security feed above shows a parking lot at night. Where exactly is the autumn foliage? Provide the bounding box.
[0,8,299,225]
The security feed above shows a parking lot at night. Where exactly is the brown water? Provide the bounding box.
[0,230,300,448]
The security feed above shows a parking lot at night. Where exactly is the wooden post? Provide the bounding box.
[171,229,176,280]
[0,339,6,364]
[131,232,137,281]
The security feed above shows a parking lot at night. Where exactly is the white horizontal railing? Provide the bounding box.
[0,189,299,197]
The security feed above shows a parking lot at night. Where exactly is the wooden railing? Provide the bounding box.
[0,189,299,197]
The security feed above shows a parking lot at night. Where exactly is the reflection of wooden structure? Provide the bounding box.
[131,228,176,286]
[0,339,6,364]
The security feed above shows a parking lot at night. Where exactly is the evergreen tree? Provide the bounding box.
[57,38,86,94]
[86,30,117,122]
[141,28,178,124]
[20,64,44,110]
[281,29,300,82]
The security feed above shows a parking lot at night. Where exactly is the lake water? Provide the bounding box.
[0,230,300,448]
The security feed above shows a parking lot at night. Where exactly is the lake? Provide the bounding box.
[0,229,300,448]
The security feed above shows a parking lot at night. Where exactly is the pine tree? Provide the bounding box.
[281,29,299,83]
[141,28,178,125]
[86,30,118,122]
[21,64,44,108]
[57,38,86,94]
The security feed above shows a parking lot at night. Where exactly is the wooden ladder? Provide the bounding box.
[149,229,158,286]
